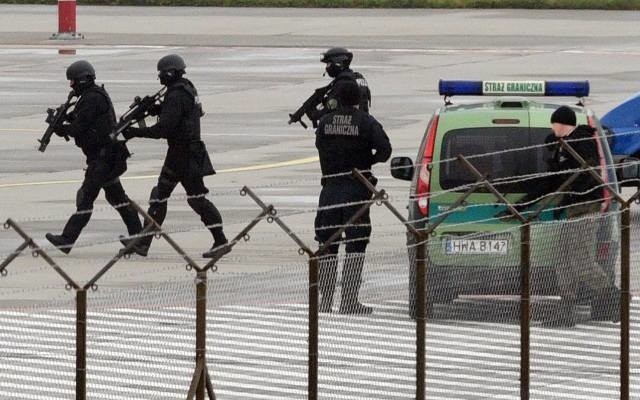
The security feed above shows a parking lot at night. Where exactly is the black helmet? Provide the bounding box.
[321,47,353,78]
[157,54,186,85]
[157,54,186,73]
[320,47,353,67]
[66,60,96,81]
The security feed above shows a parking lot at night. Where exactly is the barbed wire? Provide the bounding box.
[1,171,636,260]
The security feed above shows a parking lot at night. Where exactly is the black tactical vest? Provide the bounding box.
[168,78,203,145]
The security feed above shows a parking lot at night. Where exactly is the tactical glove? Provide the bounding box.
[54,125,68,137]
[122,127,140,140]
[148,104,162,117]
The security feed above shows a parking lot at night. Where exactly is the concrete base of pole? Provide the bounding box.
[50,32,84,40]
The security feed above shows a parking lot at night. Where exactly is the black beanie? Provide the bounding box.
[550,105,576,126]
[334,80,361,107]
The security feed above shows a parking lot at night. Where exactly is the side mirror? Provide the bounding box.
[621,157,640,183]
[390,156,414,181]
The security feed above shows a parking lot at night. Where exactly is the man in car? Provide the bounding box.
[123,54,229,259]
[314,80,391,314]
[499,105,620,326]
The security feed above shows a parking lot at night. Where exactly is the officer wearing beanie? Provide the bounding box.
[498,105,620,326]
[314,79,391,315]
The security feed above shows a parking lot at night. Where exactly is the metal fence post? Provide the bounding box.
[621,204,630,400]
[415,237,426,399]
[520,223,531,400]
[309,256,319,400]
[76,289,87,400]
[195,270,208,400]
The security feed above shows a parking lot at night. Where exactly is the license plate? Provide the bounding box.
[445,239,508,255]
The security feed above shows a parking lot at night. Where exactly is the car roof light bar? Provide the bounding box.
[439,80,589,97]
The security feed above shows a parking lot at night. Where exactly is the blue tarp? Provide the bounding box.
[601,92,640,156]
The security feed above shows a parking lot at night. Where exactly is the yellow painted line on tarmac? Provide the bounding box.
[0,156,319,189]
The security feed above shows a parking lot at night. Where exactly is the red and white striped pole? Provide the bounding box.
[50,0,84,40]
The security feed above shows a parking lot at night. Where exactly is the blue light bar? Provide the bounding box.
[439,80,589,97]
[545,81,590,97]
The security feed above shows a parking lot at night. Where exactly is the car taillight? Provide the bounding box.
[416,116,439,216]
[588,115,612,212]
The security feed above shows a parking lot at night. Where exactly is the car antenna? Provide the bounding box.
[576,97,586,107]
[444,95,452,106]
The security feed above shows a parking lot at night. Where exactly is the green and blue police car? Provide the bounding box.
[390,80,624,318]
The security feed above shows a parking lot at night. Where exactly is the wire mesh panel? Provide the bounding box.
[0,261,78,400]
[207,264,309,399]
[629,207,640,399]
[86,278,197,400]
[421,229,521,399]
[529,212,622,399]
[317,248,413,400]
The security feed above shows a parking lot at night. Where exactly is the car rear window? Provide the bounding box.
[439,127,552,193]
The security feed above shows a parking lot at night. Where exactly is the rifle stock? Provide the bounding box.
[38,92,76,153]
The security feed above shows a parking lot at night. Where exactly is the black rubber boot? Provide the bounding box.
[591,286,621,322]
[339,253,373,315]
[319,255,338,313]
[45,233,73,255]
[549,297,575,328]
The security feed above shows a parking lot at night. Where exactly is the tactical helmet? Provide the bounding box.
[321,47,353,78]
[157,54,186,73]
[66,60,96,81]
[321,47,353,66]
[157,54,186,85]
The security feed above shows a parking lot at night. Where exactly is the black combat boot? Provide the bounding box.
[202,228,231,259]
[119,235,149,257]
[45,233,73,255]
[339,253,373,315]
[319,255,338,313]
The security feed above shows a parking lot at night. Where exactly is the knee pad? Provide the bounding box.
[187,196,208,214]
[149,186,160,204]
[148,186,168,220]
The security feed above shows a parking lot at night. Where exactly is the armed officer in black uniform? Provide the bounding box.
[289,47,371,129]
[123,54,229,258]
[46,60,143,254]
[314,80,391,314]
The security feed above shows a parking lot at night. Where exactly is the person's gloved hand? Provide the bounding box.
[147,103,162,117]
[54,124,68,137]
[122,126,141,141]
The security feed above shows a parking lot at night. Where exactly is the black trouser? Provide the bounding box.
[314,182,372,307]
[141,173,225,247]
[61,164,142,244]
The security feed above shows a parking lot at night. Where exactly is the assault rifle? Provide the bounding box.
[110,87,166,141]
[38,91,76,153]
[288,84,331,129]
